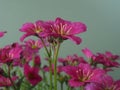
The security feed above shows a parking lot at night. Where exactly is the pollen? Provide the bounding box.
[32,45,37,49]
[34,24,42,34]
[35,29,42,34]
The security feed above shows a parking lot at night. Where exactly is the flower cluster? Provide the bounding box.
[0,17,120,90]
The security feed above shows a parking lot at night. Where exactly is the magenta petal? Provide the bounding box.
[55,17,71,25]
[20,34,30,42]
[66,35,82,45]
[24,64,42,85]
[0,31,6,38]
[90,69,105,82]
[19,22,35,32]
[29,75,42,86]
[85,83,103,90]
[62,66,78,78]
[69,78,84,87]
[69,22,87,34]
[82,48,93,59]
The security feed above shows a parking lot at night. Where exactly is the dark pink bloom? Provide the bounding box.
[0,43,22,64]
[0,75,17,87]
[9,46,22,59]
[21,39,44,62]
[85,75,120,90]
[24,64,42,85]
[45,17,87,44]
[63,63,105,87]
[19,20,45,41]
[0,31,6,38]
[94,52,120,68]
[105,51,119,60]
[82,48,120,68]
[24,39,43,53]
[59,54,87,66]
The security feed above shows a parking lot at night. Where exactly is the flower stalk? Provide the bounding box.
[8,65,17,90]
[49,60,53,90]
[39,37,53,90]
[53,42,60,90]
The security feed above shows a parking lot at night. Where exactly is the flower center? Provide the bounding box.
[32,45,37,49]
[28,73,34,79]
[34,24,43,34]
[59,23,71,35]
[51,23,72,36]
[36,29,42,34]
[76,69,92,82]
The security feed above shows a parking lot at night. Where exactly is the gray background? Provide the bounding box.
[0,0,119,82]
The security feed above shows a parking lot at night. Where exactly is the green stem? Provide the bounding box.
[67,86,69,90]
[67,86,72,90]
[49,60,53,90]
[4,87,10,90]
[80,86,84,90]
[8,65,17,90]
[39,38,53,90]
[39,37,50,57]
[60,83,63,90]
[54,43,60,90]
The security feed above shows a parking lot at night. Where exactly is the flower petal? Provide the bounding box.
[69,78,84,87]
[66,35,82,45]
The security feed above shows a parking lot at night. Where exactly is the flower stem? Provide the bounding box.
[67,86,72,90]
[39,38,53,90]
[54,42,60,90]
[8,65,17,90]
[39,38,50,57]
[49,60,53,90]
[80,86,84,90]
[60,83,63,90]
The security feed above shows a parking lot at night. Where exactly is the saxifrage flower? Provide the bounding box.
[19,20,46,41]
[24,64,42,85]
[85,75,120,90]
[44,17,87,44]
[0,43,22,64]
[63,63,105,87]
[0,75,18,87]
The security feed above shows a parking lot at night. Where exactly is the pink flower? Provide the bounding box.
[9,46,22,59]
[0,31,6,38]
[45,17,87,44]
[105,51,119,60]
[63,63,105,87]
[24,39,43,53]
[94,52,120,68]
[24,64,42,85]
[21,39,44,62]
[82,48,120,68]
[85,75,120,90]
[19,20,46,41]
[59,54,87,66]
[82,48,94,59]
[0,43,22,64]
[0,75,17,87]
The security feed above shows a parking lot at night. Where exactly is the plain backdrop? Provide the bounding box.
[0,0,120,82]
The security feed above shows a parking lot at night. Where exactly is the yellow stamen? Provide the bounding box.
[32,45,37,49]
